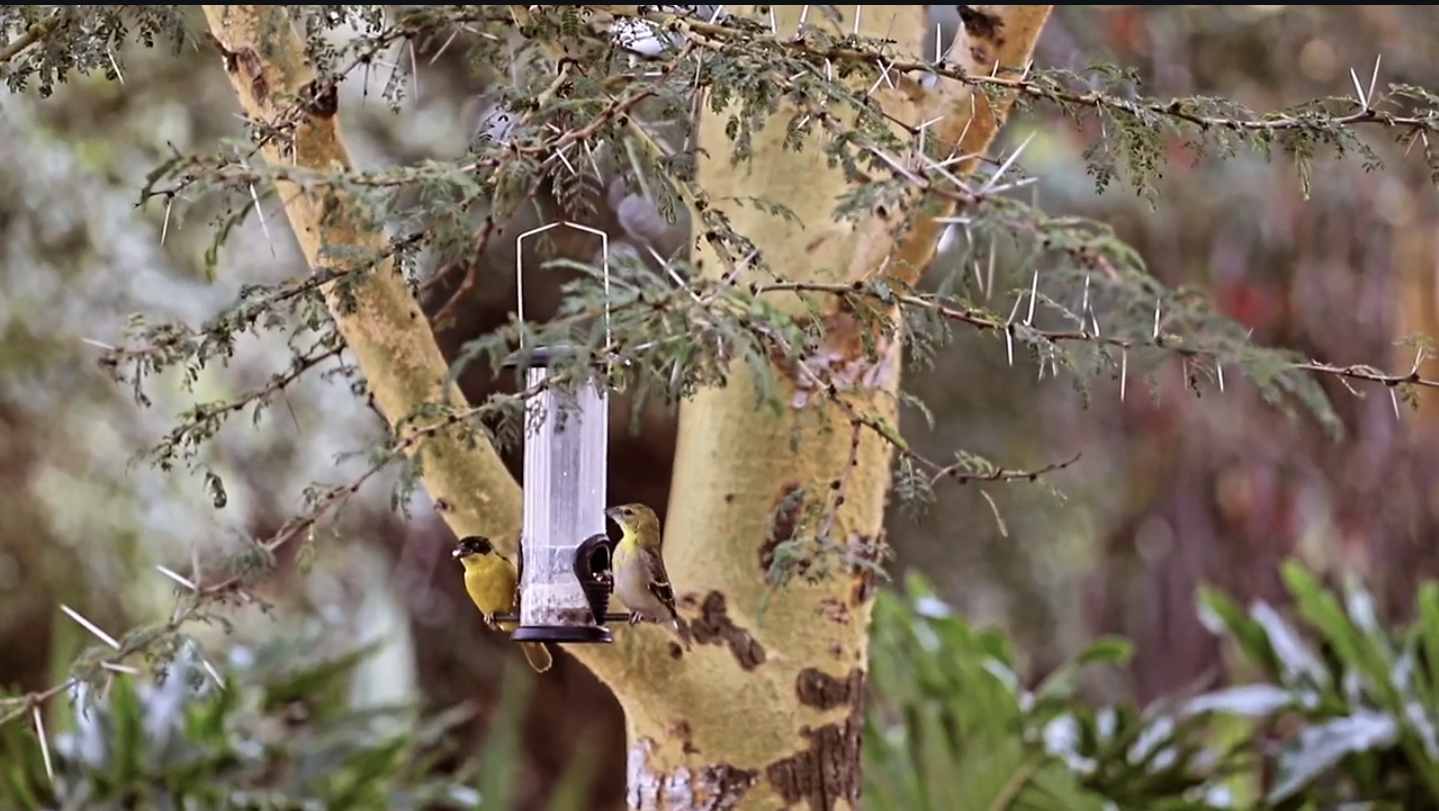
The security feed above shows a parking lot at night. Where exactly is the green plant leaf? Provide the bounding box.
[1181,684,1293,717]
[1267,711,1399,802]
[1248,602,1330,692]
[1197,586,1276,673]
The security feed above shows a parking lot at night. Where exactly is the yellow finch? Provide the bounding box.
[452,536,552,673]
[606,504,690,650]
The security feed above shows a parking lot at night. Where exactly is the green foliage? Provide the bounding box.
[0,626,570,810]
[1195,562,1439,809]
[870,564,1439,811]
[867,572,1235,811]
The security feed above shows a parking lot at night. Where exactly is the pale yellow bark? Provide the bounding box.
[202,6,1049,809]
[630,6,1053,810]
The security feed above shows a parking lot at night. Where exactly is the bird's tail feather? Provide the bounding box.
[521,641,553,673]
[670,619,694,652]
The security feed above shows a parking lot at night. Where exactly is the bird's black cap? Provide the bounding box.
[453,536,495,559]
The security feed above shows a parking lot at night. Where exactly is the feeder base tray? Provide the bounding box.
[512,624,613,644]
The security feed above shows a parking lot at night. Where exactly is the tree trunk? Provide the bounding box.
[617,6,1051,808]
[201,5,1049,808]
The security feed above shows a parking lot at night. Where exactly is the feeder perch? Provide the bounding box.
[506,221,618,644]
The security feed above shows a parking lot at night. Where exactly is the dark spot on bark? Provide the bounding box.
[670,720,699,755]
[957,5,1007,46]
[668,640,684,659]
[758,483,804,576]
[724,492,735,503]
[433,497,452,512]
[767,669,865,809]
[302,80,339,118]
[818,597,850,624]
[227,47,268,103]
[795,667,863,712]
[848,531,886,606]
[691,591,766,670]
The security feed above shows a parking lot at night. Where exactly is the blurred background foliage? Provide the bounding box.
[5,4,1439,809]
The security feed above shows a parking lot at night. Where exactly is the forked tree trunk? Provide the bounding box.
[202,5,1048,808]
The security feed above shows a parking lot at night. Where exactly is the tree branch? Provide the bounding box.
[199,6,523,545]
[860,4,1053,288]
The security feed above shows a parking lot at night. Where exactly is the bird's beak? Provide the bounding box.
[604,507,618,520]
[451,547,464,559]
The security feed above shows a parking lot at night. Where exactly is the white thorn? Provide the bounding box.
[155,564,197,591]
[1120,349,1129,401]
[1152,298,1162,339]
[429,28,460,65]
[852,5,862,35]
[61,604,121,650]
[983,133,1035,193]
[554,145,578,176]
[582,141,604,179]
[33,706,53,786]
[1391,388,1402,421]
[768,7,777,33]
[1004,291,1022,366]
[1089,309,1101,337]
[914,116,942,162]
[100,661,140,675]
[1368,53,1383,110]
[708,5,725,23]
[797,5,810,33]
[979,177,1041,196]
[934,23,942,63]
[1024,270,1040,325]
[81,337,116,351]
[1217,362,1225,392]
[407,40,420,102]
[1080,273,1092,335]
[160,196,174,245]
[985,241,996,302]
[199,657,226,689]
[106,48,124,84]
[1349,66,1369,108]
[247,182,276,257]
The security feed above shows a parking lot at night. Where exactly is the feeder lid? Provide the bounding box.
[502,343,602,370]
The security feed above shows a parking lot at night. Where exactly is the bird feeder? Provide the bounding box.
[504,221,618,644]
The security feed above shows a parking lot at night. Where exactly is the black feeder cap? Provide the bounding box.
[502,344,585,371]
